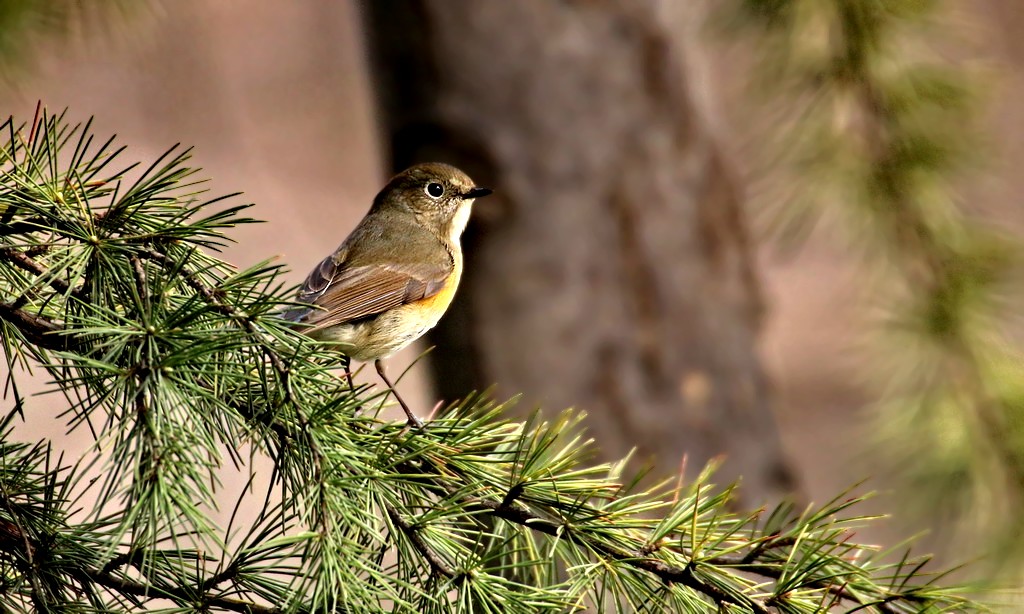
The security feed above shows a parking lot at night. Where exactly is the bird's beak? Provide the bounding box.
[463,187,493,199]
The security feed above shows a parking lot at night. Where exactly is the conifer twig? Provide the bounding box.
[385,505,459,579]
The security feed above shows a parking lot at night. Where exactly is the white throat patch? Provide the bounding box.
[448,201,473,246]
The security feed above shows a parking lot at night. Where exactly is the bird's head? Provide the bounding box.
[373,162,492,243]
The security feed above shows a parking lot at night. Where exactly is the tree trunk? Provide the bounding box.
[362,0,794,503]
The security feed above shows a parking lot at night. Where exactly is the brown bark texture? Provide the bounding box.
[363,0,794,503]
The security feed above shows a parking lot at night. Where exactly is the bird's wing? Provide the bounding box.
[293,248,452,333]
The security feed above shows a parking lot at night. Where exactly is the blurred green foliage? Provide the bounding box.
[725,0,1024,577]
[0,0,137,80]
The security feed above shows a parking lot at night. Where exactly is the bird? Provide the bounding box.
[283,163,492,427]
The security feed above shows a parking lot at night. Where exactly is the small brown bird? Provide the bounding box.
[284,163,492,426]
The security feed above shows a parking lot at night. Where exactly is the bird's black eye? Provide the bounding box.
[425,182,444,198]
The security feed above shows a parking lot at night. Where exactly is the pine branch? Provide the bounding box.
[82,567,284,614]
[460,493,771,613]
[0,246,86,300]
[0,300,65,350]
[0,109,988,613]
[0,489,50,612]
[386,504,460,580]
[401,458,937,613]
[0,519,284,614]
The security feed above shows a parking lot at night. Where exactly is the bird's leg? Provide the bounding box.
[374,359,423,428]
[340,354,355,392]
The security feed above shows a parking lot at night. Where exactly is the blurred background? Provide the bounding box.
[2,0,1023,586]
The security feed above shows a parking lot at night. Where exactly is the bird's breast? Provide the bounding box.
[414,252,462,316]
